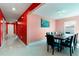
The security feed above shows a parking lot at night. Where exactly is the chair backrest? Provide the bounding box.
[46,34,54,45]
[46,32,51,35]
[69,35,74,46]
[73,34,76,41]
[76,33,78,40]
[73,33,78,41]
[65,32,71,34]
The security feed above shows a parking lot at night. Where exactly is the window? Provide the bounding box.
[64,21,76,34]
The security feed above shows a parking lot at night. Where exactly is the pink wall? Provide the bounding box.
[55,16,79,41]
[27,14,55,43]
[55,20,64,33]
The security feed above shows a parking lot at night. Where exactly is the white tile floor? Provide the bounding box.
[0,34,79,56]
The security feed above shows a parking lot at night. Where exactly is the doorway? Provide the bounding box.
[8,24,14,35]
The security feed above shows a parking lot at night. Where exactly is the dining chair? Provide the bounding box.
[46,32,51,35]
[74,33,78,50]
[45,34,60,55]
[46,34,54,54]
[60,36,74,56]
[73,34,76,51]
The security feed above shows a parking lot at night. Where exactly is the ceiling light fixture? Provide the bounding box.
[21,17,24,19]
[12,7,16,11]
[62,10,66,13]
[0,20,3,23]
[57,10,66,14]
[57,10,66,16]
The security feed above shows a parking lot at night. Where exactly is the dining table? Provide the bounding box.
[52,34,74,51]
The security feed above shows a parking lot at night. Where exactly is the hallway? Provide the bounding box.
[1,34,25,49]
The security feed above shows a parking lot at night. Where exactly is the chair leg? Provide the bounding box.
[52,46,54,55]
[74,44,75,51]
[72,46,74,53]
[60,45,63,52]
[70,47,72,56]
[57,47,60,52]
[75,40,77,49]
[74,42,77,50]
[47,45,49,52]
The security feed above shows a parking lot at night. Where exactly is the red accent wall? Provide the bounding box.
[15,3,41,45]
[0,9,3,47]
[0,23,1,46]
[15,14,27,45]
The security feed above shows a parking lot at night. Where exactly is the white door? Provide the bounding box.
[8,24,14,35]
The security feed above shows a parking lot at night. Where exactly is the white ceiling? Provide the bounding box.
[0,3,31,22]
[1,3,79,22]
[33,3,79,19]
